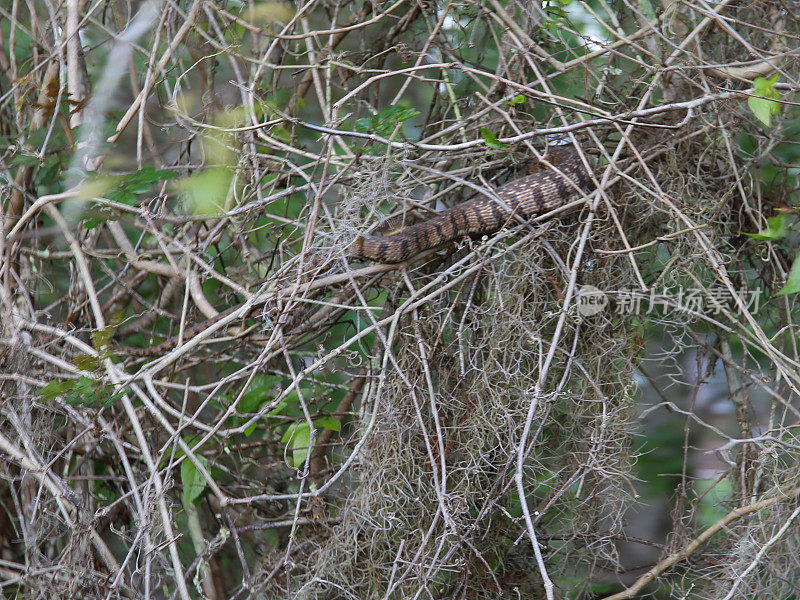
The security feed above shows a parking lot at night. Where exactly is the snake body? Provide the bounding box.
[122,147,590,357]
[349,147,590,263]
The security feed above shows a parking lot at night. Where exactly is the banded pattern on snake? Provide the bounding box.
[122,147,591,356]
[350,146,591,263]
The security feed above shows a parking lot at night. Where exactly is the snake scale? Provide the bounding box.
[122,147,590,357]
[350,146,590,263]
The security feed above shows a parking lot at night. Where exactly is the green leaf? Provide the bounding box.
[181,452,209,506]
[544,6,568,18]
[353,105,419,137]
[748,74,781,126]
[38,157,62,187]
[24,127,52,149]
[354,117,372,133]
[280,421,300,444]
[378,105,419,124]
[504,94,526,105]
[266,400,289,421]
[373,122,396,138]
[281,422,312,468]
[637,0,656,21]
[480,128,509,150]
[106,188,137,205]
[777,254,800,296]
[238,375,284,414]
[744,215,787,241]
[47,375,118,408]
[11,153,41,167]
[81,207,114,229]
[225,376,287,433]
[72,355,101,371]
[749,97,775,126]
[753,73,780,96]
[39,379,76,402]
[65,376,124,408]
[124,165,179,188]
[92,323,118,350]
[75,375,96,390]
[315,415,341,432]
[104,167,179,206]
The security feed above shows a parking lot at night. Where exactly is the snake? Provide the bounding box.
[121,147,591,357]
[350,146,591,263]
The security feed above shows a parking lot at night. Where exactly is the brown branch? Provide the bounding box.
[600,485,800,600]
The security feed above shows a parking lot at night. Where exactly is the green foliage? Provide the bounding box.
[742,214,800,296]
[778,254,800,296]
[744,214,787,241]
[86,315,124,363]
[281,421,312,468]
[354,105,420,138]
[480,127,509,150]
[541,4,570,30]
[111,165,179,200]
[92,329,114,354]
[11,124,71,193]
[539,0,575,30]
[277,412,340,469]
[181,449,209,506]
[39,375,124,408]
[748,74,781,127]
[504,94,526,105]
[637,0,657,22]
[70,354,103,371]
[315,415,341,432]
[217,376,341,466]
[82,166,178,228]
[220,375,287,436]
[39,316,126,405]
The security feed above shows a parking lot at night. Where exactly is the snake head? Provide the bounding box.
[349,235,366,260]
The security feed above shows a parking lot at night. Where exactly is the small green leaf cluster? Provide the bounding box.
[108,166,179,204]
[39,375,124,408]
[354,105,420,138]
[504,94,526,105]
[748,74,782,127]
[221,375,288,436]
[82,166,178,228]
[8,125,70,192]
[181,449,209,506]
[480,127,509,150]
[216,375,343,469]
[744,214,787,242]
[541,0,574,30]
[744,214,800,296]
[281,415,341,469]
